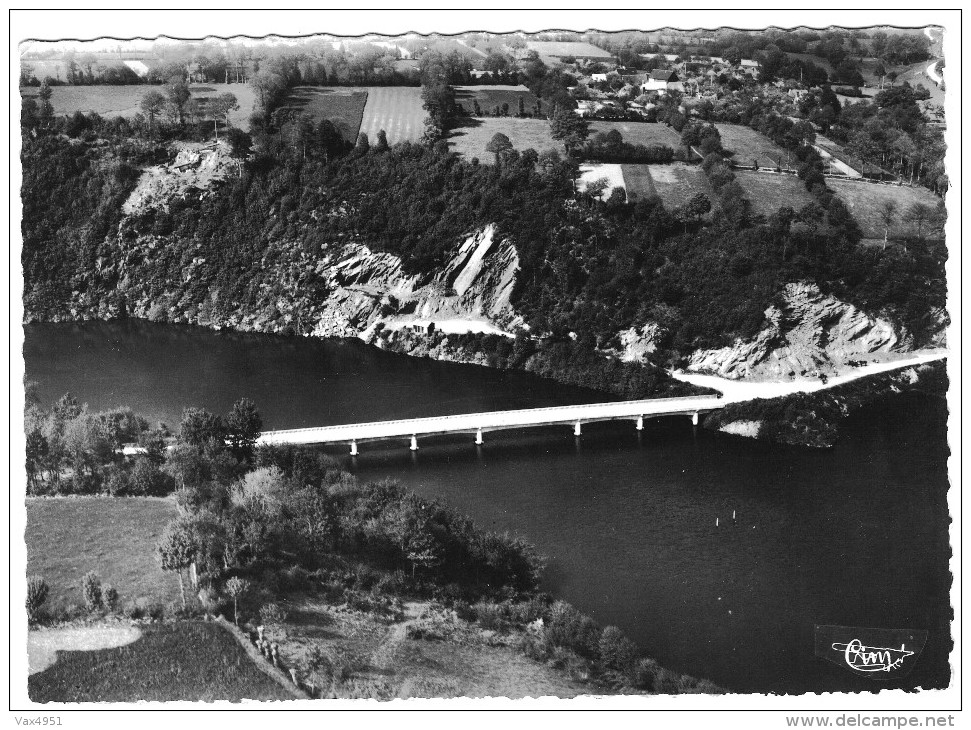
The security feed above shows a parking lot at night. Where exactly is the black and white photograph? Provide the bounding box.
[9,8,962,724]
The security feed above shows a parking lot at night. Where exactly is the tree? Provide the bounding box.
[225,576,251,625]
[210,91,239,140]
[375,129,390,152]
[36,80,54,128]
[878,200,896,249]
[225,398,262,460]
[485,132,513,165]
[179,407,225,451]
[356,132,370,151]
[681,192,712,231]
[549,105,590,156]
[907,202,932,240]
[140,90,166,138]
[166,76,192,126]
[157,518,199,608]
[26,577,49,622]
[81,571,102,611]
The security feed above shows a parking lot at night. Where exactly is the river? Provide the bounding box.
[22,320,952,694]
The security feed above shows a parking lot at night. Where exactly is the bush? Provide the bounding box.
[543,600,601,658]
[101,584,119,612]
[26,576,49,621]
[197,586,224,615]
[259,601,288,627]
[598,625,638,675]
[81,571,102,611]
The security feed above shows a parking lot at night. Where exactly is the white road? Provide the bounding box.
[669,350,947,403]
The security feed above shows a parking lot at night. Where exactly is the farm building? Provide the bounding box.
[643,70,684,94]
[525,41,614,63]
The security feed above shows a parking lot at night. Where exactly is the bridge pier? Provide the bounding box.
[691,412,699,426]
[574,421,582,437]
[349,440,358,456]
[475,428,483,445]
[636,415,644,431]
[410,435,419,451]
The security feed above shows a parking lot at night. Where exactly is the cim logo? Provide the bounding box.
[815,625,928,679]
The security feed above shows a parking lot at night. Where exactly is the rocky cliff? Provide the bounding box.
[685,282,916,380]
[307,224,522,340]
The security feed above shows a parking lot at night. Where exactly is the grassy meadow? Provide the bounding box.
[622,163,712,207]
[20,83,257,130]
[26,497,180,612]
[282,87,368,142]
[733,171,816,217]
[591,120,683,148]
[448,117,562,162]
[715,123,791,168]
[828,178,944,241]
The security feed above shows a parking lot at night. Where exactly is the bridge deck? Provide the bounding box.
[257,394,724,446]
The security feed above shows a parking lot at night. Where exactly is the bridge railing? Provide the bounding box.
[259,394,722,438]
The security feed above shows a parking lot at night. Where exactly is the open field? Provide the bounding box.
[28,621,293,702]
[714,124,790,168]
[622,163,712,207]
[277,599,587,699]
[591,120,682,147]
[448,117,562,162]
[282,87,368,142]
[26,497,180,611]
[827,178,944,241]
[357,86,426,145]
[20,84,256,130]
[733,171,816,218]
[578,163,626,199]
[454,85,540,116]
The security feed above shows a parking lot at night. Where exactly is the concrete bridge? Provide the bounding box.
[257,394,725,454]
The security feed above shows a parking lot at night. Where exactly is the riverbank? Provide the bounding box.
[699,358,947,447]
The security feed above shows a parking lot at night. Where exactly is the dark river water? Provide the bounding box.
[23,320,952,694]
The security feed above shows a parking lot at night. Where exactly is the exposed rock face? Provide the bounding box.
[688,282,908,380]
[123,141,235,215]
[617,323,664,363]
[308,224,522,339]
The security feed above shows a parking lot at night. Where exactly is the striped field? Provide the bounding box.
[358,86,427,145]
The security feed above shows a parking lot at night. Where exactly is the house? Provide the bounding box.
[590,73,609,82]
[643,69,684,94]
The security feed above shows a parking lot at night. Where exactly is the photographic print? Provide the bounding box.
[11,8,959,720]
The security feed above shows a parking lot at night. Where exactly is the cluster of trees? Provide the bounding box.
[148,398,544,613]
[24,386,168,496]
[457,96,546,120]
[581,129,678,164]
[23,385,263,498]
[830,85,947,192]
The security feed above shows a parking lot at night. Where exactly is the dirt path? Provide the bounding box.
[28,626,143,675]
[671,350,947,403]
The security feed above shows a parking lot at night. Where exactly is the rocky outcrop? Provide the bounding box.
[687,282,909,380]
[308,224,522,340]
[123,141,235,215]
[616,323,664,363]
